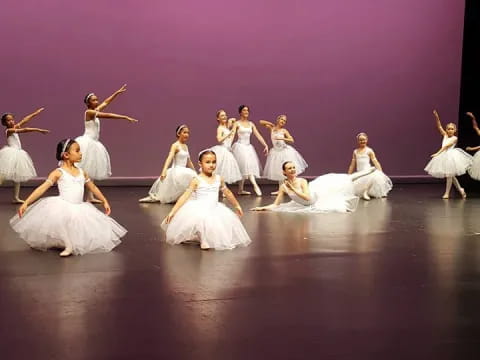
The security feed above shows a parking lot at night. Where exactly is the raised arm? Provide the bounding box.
[7,127,49,135]
[252,123,269,155]
[467,112,480,136]
[86,109,137,123]
[220,178,243,216]
[160,144,179,179]
[433,109,446,136]
[96,84,127,111]
[18,169,61,216]
[84,172,111,215]
[16,107,44,128]
[164,178,198,223]
[259,120,275,129]
[347,151,357,174]
[368,150,383,171]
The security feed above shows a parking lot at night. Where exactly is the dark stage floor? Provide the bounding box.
[0,184,479,359]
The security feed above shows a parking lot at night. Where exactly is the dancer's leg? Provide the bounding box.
[443,177,453,199]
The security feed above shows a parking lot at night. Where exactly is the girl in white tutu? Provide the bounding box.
[139,125,197,203]
[251,161,375,213]
[0,108,49,203]
[162,149,251,250]
[232,105,269,196]
[465,112,480,181]
[347,132,392,200]
[424,109,472,199]
[76,84,138,202]
[260,114,308,195]
[210,109,242,184]
[10,139,126,256]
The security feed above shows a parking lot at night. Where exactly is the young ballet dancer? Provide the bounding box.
[139,125,197,203]
[162,149,251,250]
[465,112,480,180]
[424,109,472,199]
[210,109,242,184]
[0,108,49,203]
[260,114,308,195]
[251,161,375,213]
[76,84,138,202]
[347,132,392,200]
[10,139,126,256]
[232,105,269,196]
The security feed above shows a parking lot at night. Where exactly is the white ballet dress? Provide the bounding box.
[0,130,37,182]
[351,147,392,198]
[272,174,359,213]
[148,147,196,203]
[232,123,262,177]
[467,147,480,180]
[161,175,251,250]
[75,114,111,180]
[211,126,242,184]
[10,168,126,255]
[263,129,308,181]
[424,135,473,178]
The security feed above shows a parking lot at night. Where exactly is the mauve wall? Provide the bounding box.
[0,0,464,177]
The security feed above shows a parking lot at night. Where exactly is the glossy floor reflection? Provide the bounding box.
[0,184,479,359]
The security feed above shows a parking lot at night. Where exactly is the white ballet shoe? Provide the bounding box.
[460,188,467,199]
[59,247,73,257]
[253,185,262,197]
[238,191,251,195]
[270,191,279,196]
[362,190,371,201]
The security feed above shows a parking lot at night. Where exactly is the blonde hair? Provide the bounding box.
[356,132,368,140]
[446,123,457,132]
[277,114,287,122]
[216,109,226,119]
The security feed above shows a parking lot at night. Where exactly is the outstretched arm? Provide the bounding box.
[252,123,269,155]
[433,109,446,136]
[86,109,138,123]
[221,178,243,216]
[368,150,383,171]
[84,173,111,215]
[8,127,49,135]
[251,185,286,211]
[466,145,480,152]
[347,152,356,174]
[164,178,197,223]
[259,120,275,129]
[18,169,61,216]
[16,107,44,128]
[96,84,127,111]
[466,112,480,136]
[160,144,179,180]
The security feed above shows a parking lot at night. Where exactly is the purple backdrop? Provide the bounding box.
[0,0,464,178]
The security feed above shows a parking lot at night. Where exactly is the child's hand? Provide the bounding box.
[433,109,438,116]
[35,107,45,115]
[103,201,111,215]
[117,84,127,94]
[466,112,474,118]
[250,206,267,211]
[126,116,138,123]
[263,146,269,155]
[235,206,244,217]
[165,212,174,224]
[18,203,28,217]
[40,129,50,135]
[284,180,294,191]
[160,172,167,181]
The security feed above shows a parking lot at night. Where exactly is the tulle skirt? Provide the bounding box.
[10,197,126,255]
[0,146,36,182]
[424,148,473,178]
[161,199,251,250]
[263,145,308,181]
[211,145,242,184]
[273,174,358,213]
[352,169,392,198]
[468,150,480,180]
[149,167,196,203]
[232,142,262,177]
[75,135,111,180]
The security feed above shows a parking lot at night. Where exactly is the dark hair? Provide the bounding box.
[199,150,216,162]
[216,109,226,118]
[238,105,249,114]
[176,124,188,137]
[1,113,13,126]
[282,161,294,171]
[84,93,95,105]
[56,139,77,161]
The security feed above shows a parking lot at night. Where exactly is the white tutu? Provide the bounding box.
[149,167,196,203]
[10,197,125,255]
[352,170,392,198]
[263,145,308,181]
[424,148,473,178]
[232,142,262,177]
[75,135,111,180]
[0,146,36,182]
[273,174,358,213]
[211,145,242,184]
[468,151,480,180]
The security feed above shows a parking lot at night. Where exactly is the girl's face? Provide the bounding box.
[277,116,287,127]
[4,114,15,128]
[199,153,217,175]
[178,127,190,142]
[357,135,368,147]
[87,95,99,109]
[240,107,249,119]
[64,142,82,163]
[446,124,456,136]
[217,111,227,125]
[283,162,297,178]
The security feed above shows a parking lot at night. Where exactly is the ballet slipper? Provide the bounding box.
[362,190,371,201]
[238,191,251,195]
[270,191,279,196]
[138,196,158,203]
[59,247,73,257]
[253,185,262,197]
[460,188,467,199]
[442,194,449,199]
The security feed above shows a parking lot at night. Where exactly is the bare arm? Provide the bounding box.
[433,109,446,136]
[164,178,198,223]
[187,157,196,170]
[8,127,49,135]
[431,137,457,157]
[285,178,311,202]
[84,173,111,215]
[216,126,232,143]
[18,170,61,216]
[160,144,179,179]
[96,84,127,111]
[86,109,137,123]
[368,150,383,171]
[221,178,243,216]
[252,123,269,154]
[347,152,356,174]
[16,107,44,128]
[466,145,480,152]
[281,129,295,144]
[466,112,480,136]
[251,185,286,211]
[259,120,275,129]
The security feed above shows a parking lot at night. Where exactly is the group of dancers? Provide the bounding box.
[0,85,479,255]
